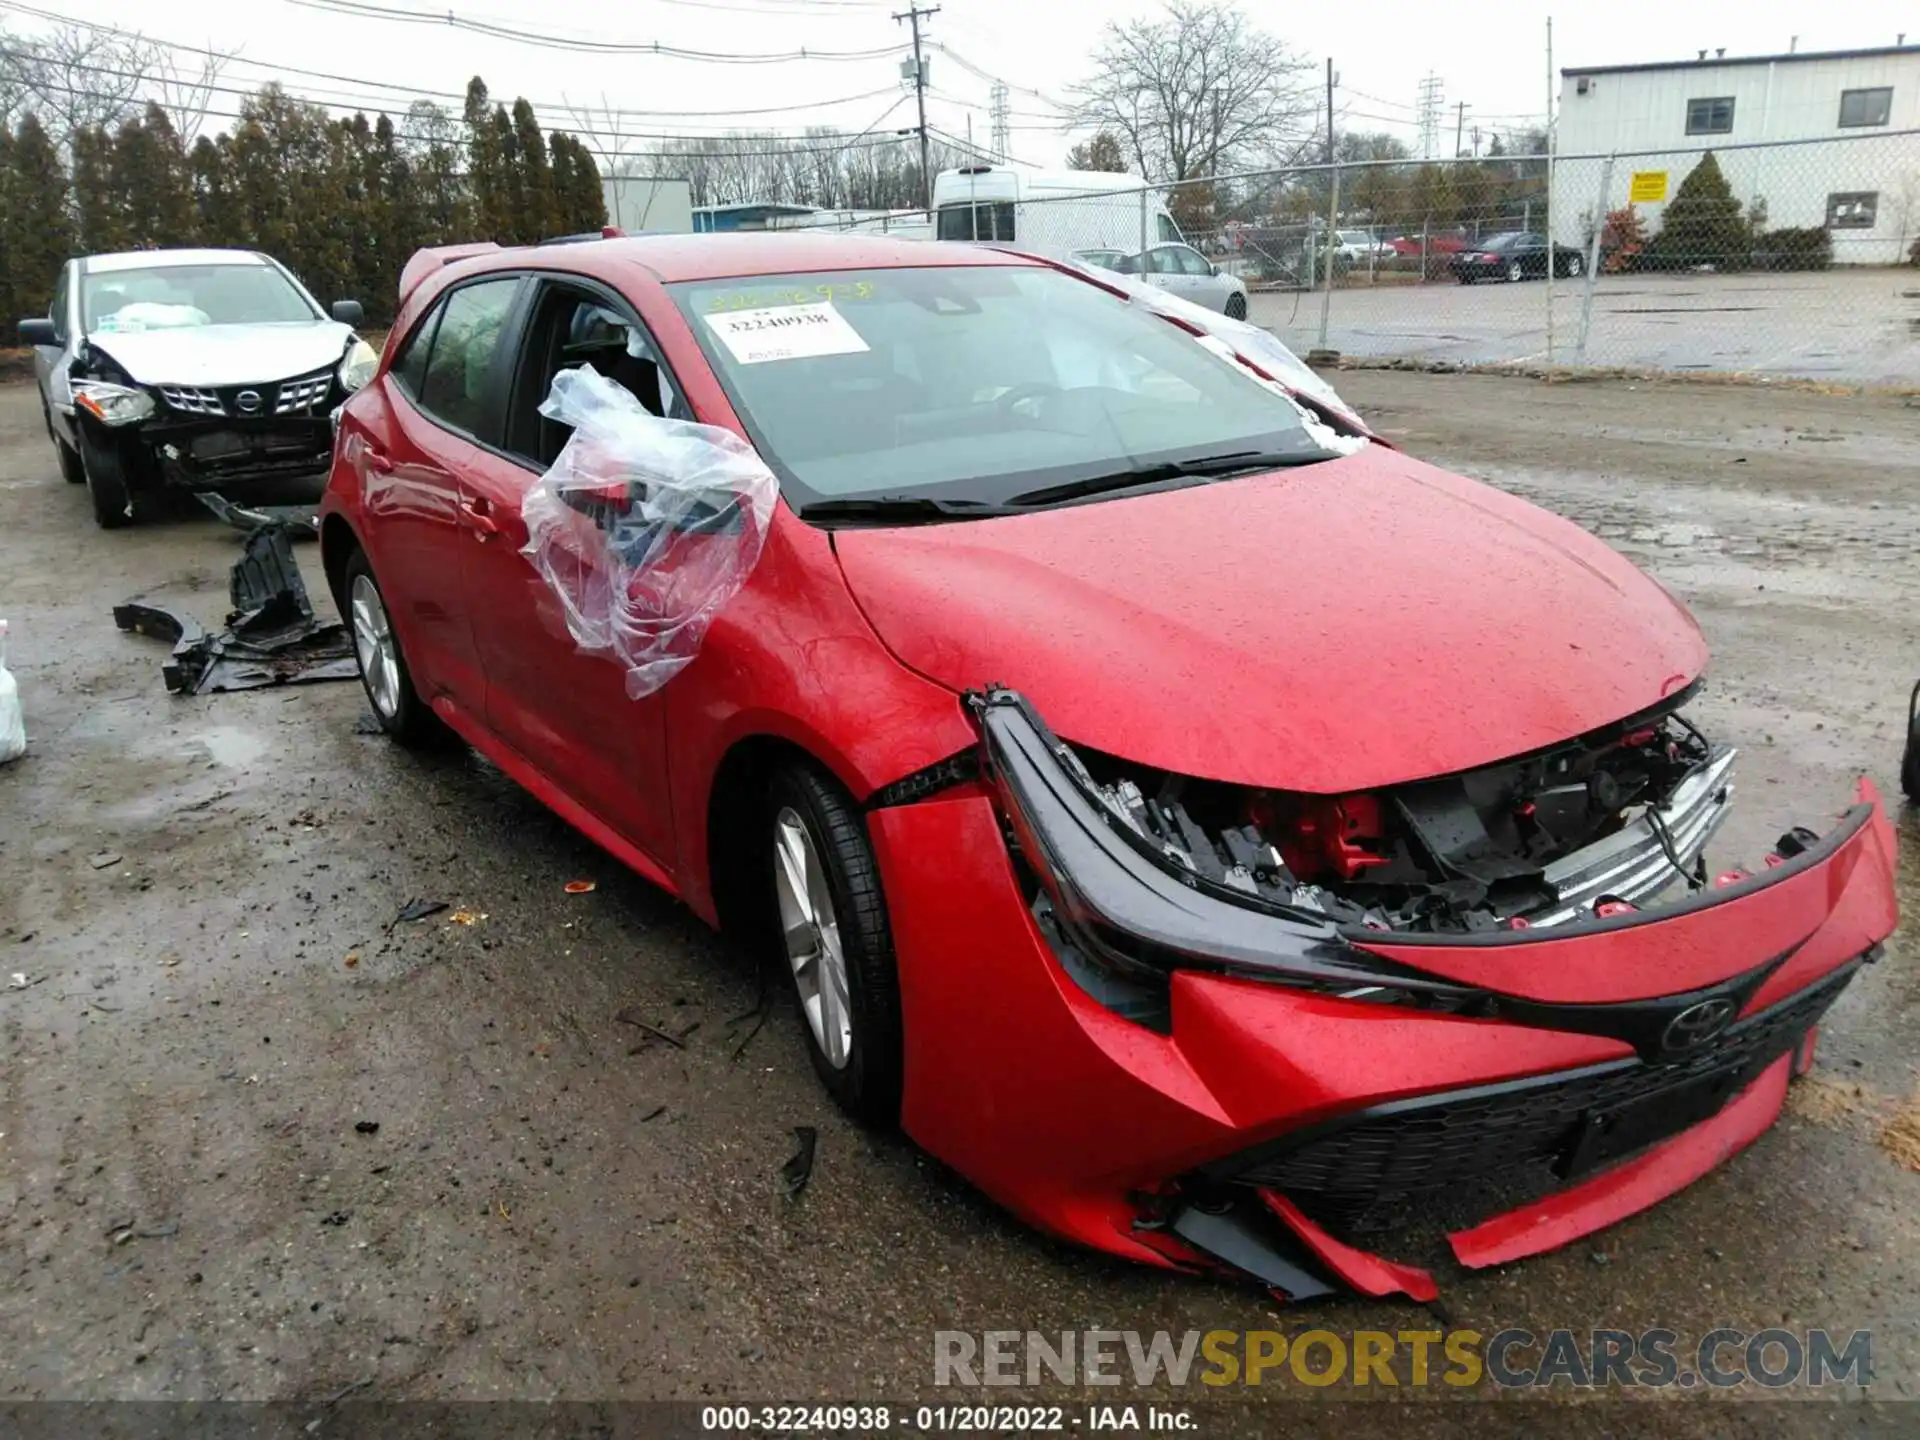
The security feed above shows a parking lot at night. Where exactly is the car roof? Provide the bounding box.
[452,232,1038,287]
[81,249,270,274]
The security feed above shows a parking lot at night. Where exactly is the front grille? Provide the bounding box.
[159,385,225,416]
[1224,965,1854,1240]
[274,373,332,414]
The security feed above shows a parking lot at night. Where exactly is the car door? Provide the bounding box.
[1520,233,1549,277]
[1142,245,1188,299]
[34,266,77,447]
[360,274,524,719]
[1172,245,1230,311]
[455,274,684,867]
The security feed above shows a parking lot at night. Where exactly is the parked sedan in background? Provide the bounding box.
[321,231,1894,1307]
[19,249,372,527]
[1072,242,1248,318]
[1453,231,1586,283]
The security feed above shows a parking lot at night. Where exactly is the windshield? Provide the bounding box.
[81,263,319,333]
[670,265,1332,510]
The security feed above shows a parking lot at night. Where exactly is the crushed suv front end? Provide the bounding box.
[868,689,1898,1305]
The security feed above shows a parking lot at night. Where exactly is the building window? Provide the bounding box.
[1825,192,1879,229]
[1838,87,1893,128]
[1685,96,1735,134]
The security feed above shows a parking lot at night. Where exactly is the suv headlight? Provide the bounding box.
[337,339,378,393]
[74,381,155,427]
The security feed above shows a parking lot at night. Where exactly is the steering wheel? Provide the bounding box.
[995,382,1063,421]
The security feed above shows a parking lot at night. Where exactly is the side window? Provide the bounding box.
[1147,247,1182,276]
[1175,246,1212,276]
[416,278,519,436]
[503,283,689,469]
[389,306,441,398]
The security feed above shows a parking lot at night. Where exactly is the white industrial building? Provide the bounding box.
[1553,42,1920,263]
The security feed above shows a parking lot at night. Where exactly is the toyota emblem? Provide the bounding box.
[1662,997,1736,1053]
[235,389,262,414]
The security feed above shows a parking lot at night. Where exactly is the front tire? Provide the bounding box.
[1563,253,1584,278]
[766,764,903,1125]
[1224,291,1247,320]
[1903,682,1920,801]
[1508,260,1526,283]
[76,422,137,528]
[343,548,450,748]
[43,403,85,483]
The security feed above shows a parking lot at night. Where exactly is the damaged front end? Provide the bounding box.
[964,687,1896,1302]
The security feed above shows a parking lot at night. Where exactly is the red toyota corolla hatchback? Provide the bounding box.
[319,233,1897,1304]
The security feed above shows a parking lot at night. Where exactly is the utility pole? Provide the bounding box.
[1455,101,1466,157]
[1325,56,1335,166]
[894,5,939,209]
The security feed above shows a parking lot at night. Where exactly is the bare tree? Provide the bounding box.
[150,42,238,143]
[0,22,161,148]
[1070,1,1318,183]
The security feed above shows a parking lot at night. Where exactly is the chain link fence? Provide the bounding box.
[803,130,1920,385]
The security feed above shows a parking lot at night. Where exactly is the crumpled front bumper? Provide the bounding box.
[868,691,1899,1304]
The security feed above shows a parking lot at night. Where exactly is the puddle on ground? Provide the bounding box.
[188,726,269,769]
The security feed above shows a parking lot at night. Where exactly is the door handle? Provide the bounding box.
[461,495,501,541]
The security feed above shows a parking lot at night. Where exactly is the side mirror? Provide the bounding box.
[18,317,56,346]
[1207,262,1219,276]
[331,300,365,327]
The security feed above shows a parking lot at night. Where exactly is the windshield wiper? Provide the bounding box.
[1001,450,1330,509]
[796,495,1008,525]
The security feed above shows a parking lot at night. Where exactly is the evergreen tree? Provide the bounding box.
[0,128,16,328]
[72,125,128,255]
[189,135,240,244]
[464,78,507,240]
[490,105,522,242]
[1647,151,1750,271]
[511,98,552,240]
[115,104,197,248]
[8,115,73,320]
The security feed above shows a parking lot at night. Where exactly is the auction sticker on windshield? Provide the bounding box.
[702,301,870,365]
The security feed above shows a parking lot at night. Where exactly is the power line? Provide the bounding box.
[893,3,937,207]
[19,75,929,156]
[282,0,908,60]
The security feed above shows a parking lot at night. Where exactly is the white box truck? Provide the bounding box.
[932,166,1182,259]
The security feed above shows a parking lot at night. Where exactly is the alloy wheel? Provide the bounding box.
[349,573,401,719]
[773,805,854,1070]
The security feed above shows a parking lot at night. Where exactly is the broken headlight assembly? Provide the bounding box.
[338,339,379,393]
[970,687,1743,1025]
[74,380,156,427]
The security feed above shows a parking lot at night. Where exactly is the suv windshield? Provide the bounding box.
[671,265,1332,510]
[81,263,319,333]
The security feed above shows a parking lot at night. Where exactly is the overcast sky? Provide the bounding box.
[43,0,1920,169]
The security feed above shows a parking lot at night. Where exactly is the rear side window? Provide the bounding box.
[389,307,441,397]
[416,279,519,435]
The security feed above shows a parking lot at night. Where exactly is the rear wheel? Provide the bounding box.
[1224,292,1247,320]
[1563,253,1584,278]
[343,548,451,748]
[765,764,903,1125]
[75,421,137,528]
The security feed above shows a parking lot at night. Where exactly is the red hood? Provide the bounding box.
[831,446,1707,791]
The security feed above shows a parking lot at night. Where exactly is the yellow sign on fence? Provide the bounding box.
[1629,171,1669,204]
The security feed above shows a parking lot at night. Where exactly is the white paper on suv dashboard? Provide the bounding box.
[702,302,870,365]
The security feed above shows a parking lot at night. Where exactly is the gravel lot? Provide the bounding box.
[0,372,1915,1432]
[1252,268,1920,384]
